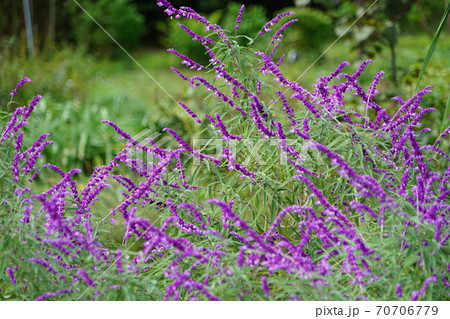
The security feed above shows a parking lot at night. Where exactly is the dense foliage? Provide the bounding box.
[0,1,448,301]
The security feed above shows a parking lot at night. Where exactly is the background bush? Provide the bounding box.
[276,7,334,56]
[69,0,144,56]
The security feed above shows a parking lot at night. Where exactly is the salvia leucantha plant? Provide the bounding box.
[0,1,448,301]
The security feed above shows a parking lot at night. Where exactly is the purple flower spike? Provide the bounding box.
[168,48,204,71]
[235,5,245,30]
[222,148,256,180]
[276,90,297,126]
[77,268,96,287]
[10,133,54,182]
[395,283,402,298]
[411,275,438,301]
[35,289,73,301]
[259,11,296,36]
[177,23,215,44]
[6,267,16,284]
[164,128,221,166]
[1,94,42,144]
[271,19,298,44]
[178,101,202,124]
[206,113,242,140]
[261,276,270,298]
[116,250,124,273]
[170,67,189,81]
[10,77,31,97]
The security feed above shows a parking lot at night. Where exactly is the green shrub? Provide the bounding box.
[276,7,334,56]
[0,47,94,106]
[69,0,144,56]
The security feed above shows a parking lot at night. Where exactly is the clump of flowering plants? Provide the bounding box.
[0,1,448,301]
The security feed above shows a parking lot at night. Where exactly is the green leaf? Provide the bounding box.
[415,2,450,92]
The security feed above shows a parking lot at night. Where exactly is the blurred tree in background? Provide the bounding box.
[1,0,448,58]
[0,0,144,57]
[68,0,144,56]
[311,0,449,85]
[275,6,334,57]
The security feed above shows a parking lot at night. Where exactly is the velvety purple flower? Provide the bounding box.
[29,258,58,274]
[421,145,450,161]
[317,61,350,85]
[10,133,54,182]
[177,23,215,44]
[26,95,42,116]
[222,148,256,180]
[350,201,378,221]
[177,202,205,224]
[20,205,33,224]
[386,86,433,134]
[35,289,73,301]
[367,71,385,101]
[1,94,42,143]
[435,126,449,145]
[164,270,220,300]
[168,48,204,71]
[206,113,242,140]
[261,276,270,297]
[235,5,245,29]
[115,249,124,273]
[178,101,202,123]
[6,267,16,284]
[44,239,75,256]
[189,76,238,110]
[258,11,296,36]
[77,268,96,287]
[410,275,438,301]
[13,132,24,151]
[158,1,230,44]
[163,128,221,166]
[271,19,298,44]
[14,187,31,198]
[290,88,321,118]
[276,90,297,126]
[212,69,247,107]
[308,142,388,203]
[293,175,351,228]
[254,51,292,89]
[266,205,312,238]
[2,3,447,301]
[9,77,31,97]
[170,67,189,81]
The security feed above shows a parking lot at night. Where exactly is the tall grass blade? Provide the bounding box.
[415,1,450,92]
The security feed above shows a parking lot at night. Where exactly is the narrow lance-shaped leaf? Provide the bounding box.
[415,2,450,92]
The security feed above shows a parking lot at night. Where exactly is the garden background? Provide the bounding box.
[1,0,448,175]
